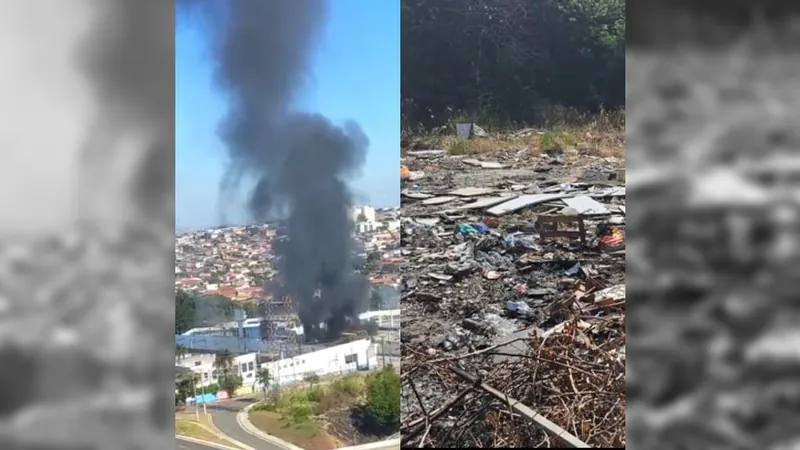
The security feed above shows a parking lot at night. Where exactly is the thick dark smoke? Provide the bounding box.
[183,0,370,340]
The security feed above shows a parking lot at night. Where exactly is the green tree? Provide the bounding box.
[175,344,188,363]
[303,373,320,387]
[402,0,625,130]
[175,290,196,334]
[243,301,260,319]
[219,374,243,398]
[256,368,272,400]
[175,367,199,406]
[214,350,235,374]
[365,367,401,429]
[214,350,241,397]
[364,251,382,273]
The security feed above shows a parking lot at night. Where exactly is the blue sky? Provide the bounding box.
[176,1,400,230]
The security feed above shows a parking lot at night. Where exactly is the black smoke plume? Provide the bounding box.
[182,0,370,340]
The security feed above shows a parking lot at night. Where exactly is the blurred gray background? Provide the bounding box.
[628,2,800,449]
[0,1,174,449]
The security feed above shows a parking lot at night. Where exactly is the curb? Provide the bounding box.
[206,412,258,450]
[236,403,305,450]
[337,439,402,450]
[176,435,244,450]
[238,402,401,450]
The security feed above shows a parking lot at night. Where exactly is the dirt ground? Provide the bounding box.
[249,410,339,450]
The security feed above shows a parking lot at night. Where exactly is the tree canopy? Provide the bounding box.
[175,290,259,334]
[402,0,625,130]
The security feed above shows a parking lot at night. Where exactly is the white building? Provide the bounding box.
[356,221,376,234]
[352,206,376,224]
[176,352,259,387]
[259,338,378,387]
[358,309,400,328]
[176,338,379,389]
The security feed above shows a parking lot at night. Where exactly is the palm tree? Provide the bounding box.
[214,350,235,376]
[175,344,188,363]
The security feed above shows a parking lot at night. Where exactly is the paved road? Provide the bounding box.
[207,397,283,450]
[175,438,221,450]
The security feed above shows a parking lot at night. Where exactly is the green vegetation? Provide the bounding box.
[251,373,364,428]
[250,369,400,437]
[303,373,320,386]
[175,289,259,335]
[214,350,243,397]
[365,367,401,429]
[402,0,624,131]
[257,368,272,400]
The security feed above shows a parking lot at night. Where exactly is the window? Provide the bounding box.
[246,373,252,378]
[211,370,217,378]
[202,372,208,380]
[241,363,247,373]
[248,361,254,371]
[194,361,201,366]
[345,353,357,364]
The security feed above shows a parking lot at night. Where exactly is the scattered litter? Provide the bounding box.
[504,233,540,251]
[486,193,572,216]
[593,284,625,306]
[401,142,625,449]
[463,159,509,169]
[428,273,453,282]
[406,149,445,158]
[455,123,487,139]
[562,195,612,215]
[455,195,519,210]
[422,196,457,206]
[401,189,433,200]
[448,187,496,197]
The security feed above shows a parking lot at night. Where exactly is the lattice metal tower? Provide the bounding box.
[261,293,297,386]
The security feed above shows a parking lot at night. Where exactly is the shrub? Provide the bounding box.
[314,389,347,415]
[306,386,325,403]
[330,373,363,397]
[286,402,313,424]
[365,367,400,428]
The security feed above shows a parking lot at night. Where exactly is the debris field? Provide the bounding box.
[400,145,626,448]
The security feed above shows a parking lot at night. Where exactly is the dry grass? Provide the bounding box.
[176,414,239,448]
[249,410,339,450]
[404,110,625,159]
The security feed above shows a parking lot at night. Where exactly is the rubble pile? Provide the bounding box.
[400,146,626,447]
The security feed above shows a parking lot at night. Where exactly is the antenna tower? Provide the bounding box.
[262,293,297,385]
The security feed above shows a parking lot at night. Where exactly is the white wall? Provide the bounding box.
[258,338,377,387]
[177,352,259,387]
[359,309,400,328]
[177,338,379,389]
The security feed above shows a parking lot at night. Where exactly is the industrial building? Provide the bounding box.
[176,338,378,393]
[175,308,400,354]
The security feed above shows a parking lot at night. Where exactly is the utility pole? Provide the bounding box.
[200,375,208,415]
[381,336,386,367]
[191,374,200,421]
